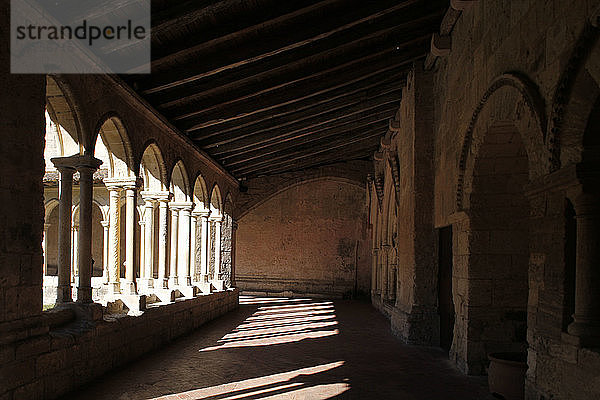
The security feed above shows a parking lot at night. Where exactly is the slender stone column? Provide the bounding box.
[199,210,211,283]
[123,185,138,294]
[141,197,155,290]
[106,186,122,295]
[190,212,199,281]
[72,225,79,280]
[157,197,170,288]
[168,205,180,287]
[231,220,238,287]
[212,217,223,281]
[138,219,146,279]
[52,163,75,303]
[76,157,102,303]
[42,223,50,276]
[101,220,109,283]
[372,248,379,295]
[381,244,391,301]
[177,204,193,287]
[568,192,600,345]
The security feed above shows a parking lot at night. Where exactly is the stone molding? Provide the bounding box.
[456,73,548,211]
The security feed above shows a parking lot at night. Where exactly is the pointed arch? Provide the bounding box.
[46,75,82,148]
[44,198,60,219]
[139,143,167,192]
[94,114,134,178]
[192,174,209,210]
[209,184,223,216]
[171,160,191,202]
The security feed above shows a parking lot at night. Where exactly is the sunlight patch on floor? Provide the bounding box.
[151,362,348,400]
[200,297,340,351]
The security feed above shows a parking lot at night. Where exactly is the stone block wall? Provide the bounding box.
[236,170,371,298]
[0,290,238,399]
[368,1,600,398]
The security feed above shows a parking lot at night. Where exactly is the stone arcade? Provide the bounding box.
[1,1,600,399]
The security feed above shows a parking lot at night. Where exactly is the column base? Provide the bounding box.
[168,277,179,289]
[178,285,199,298]
[120,280,137,295]
[56,285,73,303]
[153,289,178,303]
[137,278,154,294]
[211,279,226,291]
[155,278,169,290]
[194,281,213,294]
[107,281,121,295]
[119,294,147,314]
[77,286,93,303]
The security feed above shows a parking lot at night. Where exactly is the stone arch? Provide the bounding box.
[237,176,364,219]
[139,143,167,192]
[192,174,209,210]
[44,199,60,218]
[44,199,60,276]
[457,73,549,210]
[548,21,600,168]
[46,75,83,149]
[170,160,191,202]
[94,114,135,178]
[381,161,395,245]
[209,184,223,216]
[452,120,532,375]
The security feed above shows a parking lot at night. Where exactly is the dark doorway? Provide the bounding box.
[438,226,454,353]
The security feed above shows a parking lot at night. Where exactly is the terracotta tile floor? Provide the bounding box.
[64,296,494,400]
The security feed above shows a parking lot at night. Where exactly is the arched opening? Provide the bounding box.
[94,116,134,179]
[140,144,167,192]
[463,123,530,374]
[192,175,209,282]
[221,194,234,288]
[209,185,223,280]
[171,161,190,203]
[42,76,83,308]
[44,201,60,276]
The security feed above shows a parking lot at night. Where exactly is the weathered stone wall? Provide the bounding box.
[236,177,371,298]
[368,1,600,399]
[1,290,238,399]
[429,2,600,399]
[0,17,46,324]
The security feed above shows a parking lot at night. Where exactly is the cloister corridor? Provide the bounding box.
[63,296,493,400]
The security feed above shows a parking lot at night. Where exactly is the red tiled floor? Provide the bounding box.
[64,296,493,399]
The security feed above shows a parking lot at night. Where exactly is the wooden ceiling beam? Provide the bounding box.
[201,98,399,154]
[232,132,382,175]
[216,109,394,163]
[222,118,389,168]
[185,69,406,135]
[240,148,375,179]
[155,24,435,112]
[179,60,410,131]
[170,45,424,123]
[143,0,435,94]
[193,88,401,149]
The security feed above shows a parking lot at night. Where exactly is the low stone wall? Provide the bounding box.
[237,275,355,299]
[0,289,238,399]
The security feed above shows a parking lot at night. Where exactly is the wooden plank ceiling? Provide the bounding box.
[124,0,448,180]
